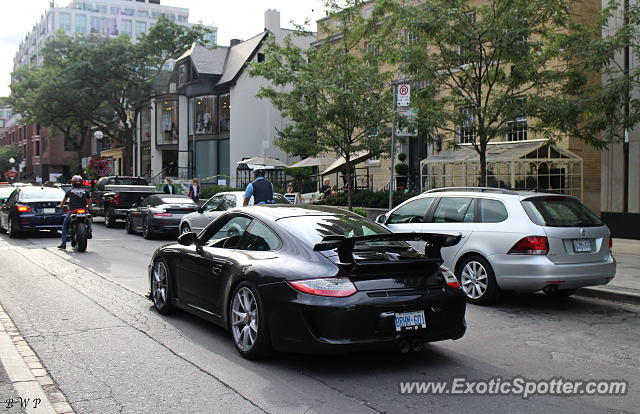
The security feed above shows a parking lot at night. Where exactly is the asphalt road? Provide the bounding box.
[0,219,638,414]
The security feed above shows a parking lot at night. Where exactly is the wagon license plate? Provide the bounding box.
[573,238,592,253]
[43,208,56,214]
[394,310,426,332]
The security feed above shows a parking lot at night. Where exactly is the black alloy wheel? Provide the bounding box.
[126,215,136,234]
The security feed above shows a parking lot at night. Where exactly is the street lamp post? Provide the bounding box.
[8,157,16,183]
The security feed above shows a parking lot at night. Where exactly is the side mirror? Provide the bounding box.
[178,232,199,246]
[198,206,205,213]
[375,214,387,224]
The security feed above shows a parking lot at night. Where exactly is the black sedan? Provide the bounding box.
[0,186,66,238]
[126,194,199,239]
[147,205,467,359]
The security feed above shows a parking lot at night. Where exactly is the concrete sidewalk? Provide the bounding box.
[576,238,640,304]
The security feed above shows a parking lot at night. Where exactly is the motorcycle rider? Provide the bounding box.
[58,175,91,250]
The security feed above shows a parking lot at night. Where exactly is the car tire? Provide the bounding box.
[180,223,191,235]
[0,220,6,233]
[7,216,21,238]
[151,258,174,315]
[544,288,577,298]
[126,215,136,234]
[104,208,116,228]
[229,281,272,359]
[456,255,500,305]
[143,217,154,240]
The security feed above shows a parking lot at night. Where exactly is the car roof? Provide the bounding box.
[418,189,572,200]
[227,205,362,221]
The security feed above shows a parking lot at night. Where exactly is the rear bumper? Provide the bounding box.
[112,208,130,218]
[17,214,65,230]
[489,253,616,291]
[151,218,181,233]
[259,282,467,354]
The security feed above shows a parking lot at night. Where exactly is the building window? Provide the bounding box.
[135,21,147,39]
[110,7,120,15]
[75,14,87,33]
[157,100,178,145]
[218,94,230,133]
[96,4,107,14]
[59,12,72,32]
[166,14,176,21]
[193,96,217,135]
[178,15,188,23]
[123,8,134,16]
[90,17,103,33]
[506,116,528,141]
[456,12,476,65]
[458,106,476,143]
[137,10,148,18]
[121,20,132,37]
[151,11,161,20]
[178,64,187,86]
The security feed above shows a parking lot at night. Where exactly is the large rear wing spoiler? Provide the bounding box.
[313,232,461,264]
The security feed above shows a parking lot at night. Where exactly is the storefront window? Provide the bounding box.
[219,94,230,133]
[193,96,216,135]
[141,107,151,142]
[156,100,178,145]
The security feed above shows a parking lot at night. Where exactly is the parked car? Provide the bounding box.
[375,187,616,304]
[126,194,199,239]
[0,187,16,205]
[0,186,66,238]
[90,176,157,227]
[148,205,466,358]
[179,191,291,235]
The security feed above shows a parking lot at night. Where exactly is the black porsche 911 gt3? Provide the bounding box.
[147,205,467,359]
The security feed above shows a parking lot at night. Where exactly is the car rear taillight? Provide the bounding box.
[508,236,549,255]
[16,205,31,213]
[288,277,357,297]
[73,209,87,214]
[609,237,613,251]
[113,194,121,205]
[439,266,460,288]
[153,212,173,217]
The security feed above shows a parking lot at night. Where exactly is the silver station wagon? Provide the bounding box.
[376,188,616,304]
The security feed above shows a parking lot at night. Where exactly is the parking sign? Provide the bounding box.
[397,84,410,107]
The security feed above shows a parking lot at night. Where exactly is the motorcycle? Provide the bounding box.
[68,208,91,252]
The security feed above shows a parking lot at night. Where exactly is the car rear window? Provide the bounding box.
[522,196,603,227]
[19,187,66,201]
[278,215,406,248]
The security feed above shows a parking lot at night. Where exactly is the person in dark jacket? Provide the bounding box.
[163,178,175,194]
[188,178,200,202]
[243,167,274,206]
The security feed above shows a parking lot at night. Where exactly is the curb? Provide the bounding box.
[0,304,75,414]
[575,286,640,306]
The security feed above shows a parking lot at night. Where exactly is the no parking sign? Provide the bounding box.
[397,84,410,106]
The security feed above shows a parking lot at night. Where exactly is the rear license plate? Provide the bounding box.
[394,310,426,332]
[573,238,592,253]
[43,208,56,214]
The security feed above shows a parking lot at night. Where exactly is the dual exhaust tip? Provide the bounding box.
[397,338,423,353]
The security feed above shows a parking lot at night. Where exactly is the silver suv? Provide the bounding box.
[376,188,616,304]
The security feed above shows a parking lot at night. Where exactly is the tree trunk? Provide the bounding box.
[345,157,353,211]
[479,146,487,187]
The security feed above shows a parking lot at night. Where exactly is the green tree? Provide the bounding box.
[10,16,211,174]
[379,0,604,186]
[251,0,395,209]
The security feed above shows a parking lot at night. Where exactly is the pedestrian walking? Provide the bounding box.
[188,178,201,202]
[163,178,175,194]
[243,167,274,206]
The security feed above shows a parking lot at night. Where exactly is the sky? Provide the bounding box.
[0,0,327,97]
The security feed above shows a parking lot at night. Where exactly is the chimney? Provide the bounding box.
[230,39,242,47]
[264,9,280,33]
